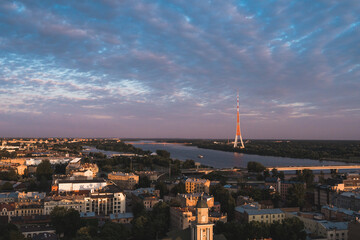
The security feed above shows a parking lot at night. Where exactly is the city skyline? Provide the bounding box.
[0,1,359,139]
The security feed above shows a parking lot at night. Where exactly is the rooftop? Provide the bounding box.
[109,212,134,220]
[319,221,348,230]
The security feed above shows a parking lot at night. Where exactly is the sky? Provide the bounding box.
[0,0,359,139]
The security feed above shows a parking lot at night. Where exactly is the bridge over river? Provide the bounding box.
[266,165,360,172]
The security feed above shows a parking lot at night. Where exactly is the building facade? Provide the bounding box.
[185,178,210,194]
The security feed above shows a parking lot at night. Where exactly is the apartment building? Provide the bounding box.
[185,178,210,194]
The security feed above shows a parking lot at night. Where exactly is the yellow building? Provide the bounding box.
[185,178,210,194]
[108,172,139,189]
[235,205,285,223]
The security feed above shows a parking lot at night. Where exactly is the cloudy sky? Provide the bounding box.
[0,0,359,139]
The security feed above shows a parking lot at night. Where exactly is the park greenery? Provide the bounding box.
[49,200,170,240]
[215,217,306,240]
[0,223,25,240]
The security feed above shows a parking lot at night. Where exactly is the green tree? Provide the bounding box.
[0,223,25,240]
[247,161,266,172]
[155,181,170,198]
[263,169,270,178]
[287,184,306,208]
[156,150,171,158]
[170,182,186,195]
[132,201,146,218]
[270,218,306,240]
[0,182,14,191]
[74,227,93,240]
[51,207,81,239]
[136,176,151,188]
[151,202,170,239]
[182,159,195,169]
[36,160,53,181]
[100,222,130,240]
[210,184,236,220]
[132,215,149,240]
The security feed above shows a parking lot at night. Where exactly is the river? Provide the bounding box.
[128,141,349,169]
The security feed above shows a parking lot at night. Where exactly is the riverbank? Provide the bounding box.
[180,140,360,164]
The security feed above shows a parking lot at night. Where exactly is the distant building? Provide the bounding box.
[235,205,285,223]
[332,173,360,192]
[332,192,360,211]
[44,195,85,215]
[135,171,161,181]
[170,207,195,230]
[265,178,306,199]
[177,193,214,208]
[84,185,126,215]
[20,225,56,239]
[108,172,139,190]
[14,202,44,217]
[185,178,210,194]
[321,205,360,222]
[54,178,107,193]
[314,184,334,208]
[109,212,134,224]
[286,211,349,240]
[0,202,15,221]
[66,161,99,178]
[0,192,18,203]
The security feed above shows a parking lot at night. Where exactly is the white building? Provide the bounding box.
[84,185,126,215]
[57,178,107,193]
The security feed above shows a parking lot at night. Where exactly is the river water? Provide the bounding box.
[128,141,349,169]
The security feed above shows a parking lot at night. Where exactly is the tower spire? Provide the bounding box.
[234,91,245,148]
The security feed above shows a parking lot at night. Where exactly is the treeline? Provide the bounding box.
[215,217,306,240]
[188,140,360,162]
[95,141,150,155]
[49,202,170,240]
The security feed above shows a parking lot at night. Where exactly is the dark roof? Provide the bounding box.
[196,199,208,208]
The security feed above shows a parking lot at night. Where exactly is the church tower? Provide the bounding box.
[191,199,214,240]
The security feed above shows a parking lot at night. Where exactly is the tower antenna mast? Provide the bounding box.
[234,91,245,149]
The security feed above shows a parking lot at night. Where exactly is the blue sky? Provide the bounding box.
[0,0,359,139]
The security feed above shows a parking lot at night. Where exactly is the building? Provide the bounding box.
[185,178,210,194]
[108,172,139,190]
[191,199,214,240]
[0,192,18,203]
[14,202,44,216]
[20,225,56,239]
[333,173,360,192]
[235,205,285,223]
[286,211,349,240]
[314,185,335,208]
[170,207,195,230]
[0,202,15,221]
[44,195,85,215]
[109,212,134,224]
[65,158,82,174]
[135,171,161,181]
[177,193,214,208]
[321,205,360,222]
[332,192,360,211]
[84,185,126,216]
[55,178,107,193]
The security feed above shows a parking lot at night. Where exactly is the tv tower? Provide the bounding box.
[234,92,245,148]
